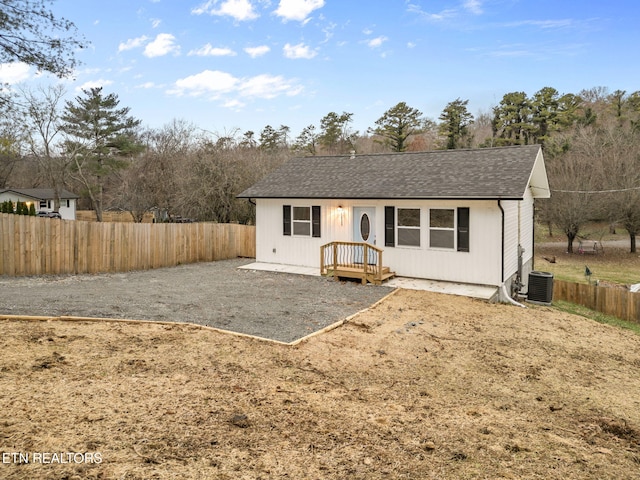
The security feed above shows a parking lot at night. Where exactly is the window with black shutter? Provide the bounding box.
[457,207,470,252]
[312,206,321,237]
[385,206,395,247]
[283,205,291,236]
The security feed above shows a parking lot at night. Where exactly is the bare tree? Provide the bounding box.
[132,119,202,222]
[543,127,604,253]
[17,84,70,211]
[597,125,640,252]
[0,0,88,78]
[0,119,23,187]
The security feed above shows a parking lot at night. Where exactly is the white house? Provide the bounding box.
[238,145,550,302]
[0,188,79,220]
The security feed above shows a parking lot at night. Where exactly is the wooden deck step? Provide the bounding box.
[324,265,395,285]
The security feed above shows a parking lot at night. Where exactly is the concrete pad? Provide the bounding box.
[238,262,320,276]
[238,262,497,300]
[386,277,497,300]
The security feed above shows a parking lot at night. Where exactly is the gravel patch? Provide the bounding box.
[0,258,393,343]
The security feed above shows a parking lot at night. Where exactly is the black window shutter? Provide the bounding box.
[312,206,321,237]
[457,207,470,252]
[283,205,291,236]
[384,206,395,247]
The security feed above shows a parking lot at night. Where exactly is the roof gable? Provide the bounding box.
[239,145,548,200]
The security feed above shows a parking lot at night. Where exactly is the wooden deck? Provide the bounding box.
[323,264,395,285]
[320,242,395,285]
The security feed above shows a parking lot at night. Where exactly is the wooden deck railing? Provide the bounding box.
[320,241,394,285]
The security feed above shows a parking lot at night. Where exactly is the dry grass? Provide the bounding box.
[535,244,640,285]
[1,289,640,479]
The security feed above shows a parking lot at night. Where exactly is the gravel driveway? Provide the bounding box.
[0,258,393,343]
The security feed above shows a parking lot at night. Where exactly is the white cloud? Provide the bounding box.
[136,82,159,89]
[151,18,162,28]
[168,70,238,98]
[167,69,303,104]
[118,36,149,52]
[367,36,388,48]
[406,3,456,21]
[144,33,180,57]
[283,42,317,59]
[75,79,114,92]
[407,0,482,21]
[244,45,270,58]
[188,44,237,56]
[274,0,324,22]
[223,98,246,109]
[502,19,576,29]
[463,0,483,15]
[239,74,302,99]
[0,62,31,83]
[192,0,258,21]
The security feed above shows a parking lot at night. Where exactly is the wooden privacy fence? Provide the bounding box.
[553,279,640,324]
[0,213,255,276]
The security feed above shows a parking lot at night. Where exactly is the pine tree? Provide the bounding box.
[60,87,142,221]
[438,99,473,149]
[370,102,423,152]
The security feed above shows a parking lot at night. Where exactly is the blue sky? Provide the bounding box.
[2,0,639,138]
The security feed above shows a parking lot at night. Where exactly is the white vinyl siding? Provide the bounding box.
[256,199,503,286]
[501,200,519,281]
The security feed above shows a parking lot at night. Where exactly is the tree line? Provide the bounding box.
[1,84,639,253]
[0,1,638,252]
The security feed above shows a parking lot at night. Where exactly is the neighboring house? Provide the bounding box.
[238,145,550,301]
[0,188,79,220]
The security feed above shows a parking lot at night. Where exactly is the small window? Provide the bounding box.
[360,213,370,241]
[397,208,420,247]
[293,207,311,236]
[284,205,321,237]
[429,209,455,249]
[40,200,47,209]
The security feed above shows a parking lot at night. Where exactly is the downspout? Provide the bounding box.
[501,284,526,308]
[531,198,536,272]
[498,200,504,284]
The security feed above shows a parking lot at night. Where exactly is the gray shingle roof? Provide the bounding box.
[0,188,79,200]
[238,145,543,200]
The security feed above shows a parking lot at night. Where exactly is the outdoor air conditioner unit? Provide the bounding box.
[527,271,554,305]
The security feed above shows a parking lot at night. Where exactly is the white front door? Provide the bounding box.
[353,207,376,264]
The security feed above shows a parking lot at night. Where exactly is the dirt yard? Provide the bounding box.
[2,287,640,479]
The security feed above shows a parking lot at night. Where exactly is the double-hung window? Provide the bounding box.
[293,206,311,236]
[429,209,455,249]
[283,205,321,237]
[397,208,421,247]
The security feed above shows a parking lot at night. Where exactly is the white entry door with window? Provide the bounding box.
[353,207,376,264]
